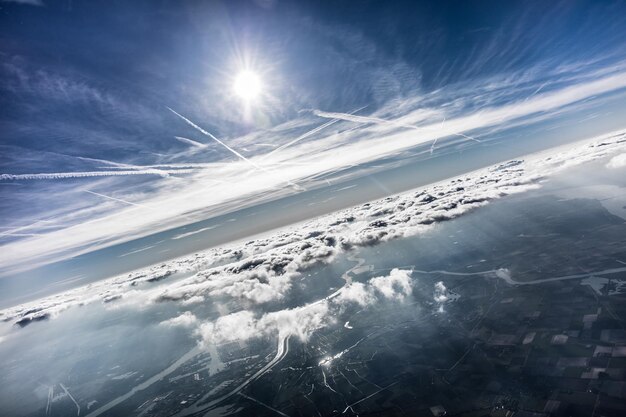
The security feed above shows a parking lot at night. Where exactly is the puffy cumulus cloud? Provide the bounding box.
[195,310,257,346]
[194,269,414,348]
[2,130,626,327]
[260,302,331,340]
[433,282,449,303]
[336,269,413,306]
[369,268,413,300]
[495,268,514,284]
[195,303,331,346]
[607,153,626,169]
[433,281,460,312]
[335,282,376,306]
[160,311,198,327]
[209,274,292,304]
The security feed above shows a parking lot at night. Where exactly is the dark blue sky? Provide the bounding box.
[1,0,626,285]
[3,1,626,139]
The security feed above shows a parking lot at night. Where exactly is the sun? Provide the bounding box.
[233,70,262,101]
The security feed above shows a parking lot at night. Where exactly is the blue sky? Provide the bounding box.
[2,0,626,282]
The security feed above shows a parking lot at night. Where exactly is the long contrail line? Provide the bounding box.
[92,162,320,170]
[168,107,264,168]
[76,156,170,177]
[0,169,194,181]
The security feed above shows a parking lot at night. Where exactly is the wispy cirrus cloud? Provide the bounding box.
[2,57,626,276]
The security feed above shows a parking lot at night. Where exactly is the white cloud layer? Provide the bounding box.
[3,62,626,275]
[1,130,625,329]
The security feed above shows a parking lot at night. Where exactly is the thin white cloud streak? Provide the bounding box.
[86,188,221,227]
[0,219,55,238]
[89,162,322,170]
[76,156,171,177]
[312,109,481,146]
[76,156,137,169]
[1,68,626,274]
[171,225,220,240]
[0,233,41,238]
[168,107,264,170]
[313,110,401,128]
[0,169,193,181]
[262,118,341,159]
[84,190,153,209]
[261,106,367,160]
[175,136,208,149]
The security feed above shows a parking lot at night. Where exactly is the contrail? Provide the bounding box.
[312,109,395,127]
[167,107,305,191]
[0,169,194,181]
[0,232,41,238]
[175,136,208,148]
[429,116,446,154]
[312,109,481,150]
[76,156,135,169]
[76,156,171,177]
[0,219,55,238]
[84,190,154,209]
[525,82,547,101]
[85,190,205,225]
[167,107,262,166]
[261,106,367,160]
[96,162,318,170]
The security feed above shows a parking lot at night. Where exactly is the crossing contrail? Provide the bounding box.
[167,107,305,191]
[262,118,340,159]
[167,107,263,167]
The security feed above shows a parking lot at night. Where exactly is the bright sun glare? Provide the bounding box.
[233,70,262,101]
